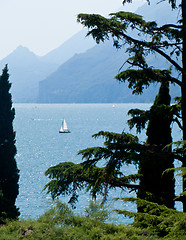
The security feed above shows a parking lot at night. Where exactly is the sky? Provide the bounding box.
[0,0,145,60]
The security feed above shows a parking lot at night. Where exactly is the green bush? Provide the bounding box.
[0,201,185,240]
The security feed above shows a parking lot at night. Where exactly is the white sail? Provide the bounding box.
[59,124,64,132]
[63,119,68,131]
[59,119,70,133]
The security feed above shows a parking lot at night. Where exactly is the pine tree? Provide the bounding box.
[45,0,185,214]
[77,0,185,210]
[44,82,179,210]
[0,65,19,222]
[44,132,141,207]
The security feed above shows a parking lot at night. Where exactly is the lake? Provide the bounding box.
[13,103,182,223]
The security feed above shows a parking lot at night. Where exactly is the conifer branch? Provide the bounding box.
[151,46,182,72]
[126,60,182,86]
[109,178,141,190]
[173,117,183,130]
[78,13,183,73]
[156,24,182,30]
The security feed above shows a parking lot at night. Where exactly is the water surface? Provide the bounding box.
[14,103,182,222]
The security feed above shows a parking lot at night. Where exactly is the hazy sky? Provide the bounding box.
[0,0,145,60]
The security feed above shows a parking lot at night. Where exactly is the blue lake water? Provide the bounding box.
[13,103,182,223]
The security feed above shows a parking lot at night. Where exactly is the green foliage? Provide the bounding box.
[166,140,186,155]
[44,131,142,206]
[114,197,186,238]
[44,8,185,226]
[80,131,140,167]
[44,160,122,206]
[84,200,111,222]
[0,201,163,240]
[44,89,177,208]
[77,0,186,210]
[43,4,185,238]
[78,10,181,47]
[0,65,19,222]
[44,162,89,206]
[0,200,185,239]
[163,165,186,202]
[77,10,183,118]
[128,108,148,133]
[163,139,186,201]
[135,82,175,209]
[115,69,172,95]
[77,11,182,74]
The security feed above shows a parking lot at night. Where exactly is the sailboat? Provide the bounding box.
[59,119,71,133]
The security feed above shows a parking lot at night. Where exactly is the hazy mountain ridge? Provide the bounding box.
[0,0,181,103]
[0,46,57,102]
[38,1,180,103]
[0,31,96,103]
[38,42,136,103]
[38,40,180,103]
[41,30,96,65]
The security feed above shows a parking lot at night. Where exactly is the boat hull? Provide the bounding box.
[59,130,71,133]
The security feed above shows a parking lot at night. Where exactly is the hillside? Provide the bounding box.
[0,0,181,103]
[0,46,57,102]
[0,31,95,103]
[38,0,180,103]
[38,41,162,103]
[41,29,96,65]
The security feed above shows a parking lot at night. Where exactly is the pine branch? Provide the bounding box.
[175,195,186,203]
[155,24,182,30]
[77,13,183,74]
[151,46,182,72]
[110,178,141,190]
[126,60,182,87]
[103,20,183,72]
[173,117,183,130]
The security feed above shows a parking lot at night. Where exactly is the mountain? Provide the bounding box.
[39,41,134,103]
[38,1,180,103]
[0,46,57,102]
[41,29,96,65]
[0,31,96,103]
[0,0,180,103]
[38,40,172,103]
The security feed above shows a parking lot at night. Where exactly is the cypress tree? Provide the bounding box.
[137,82,175,209]
[0,65,19,222]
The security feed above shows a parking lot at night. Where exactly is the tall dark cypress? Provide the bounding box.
[181,0,186,212]
[137,82,175,209]
[0,65,19,222]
